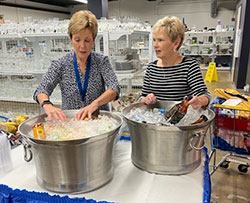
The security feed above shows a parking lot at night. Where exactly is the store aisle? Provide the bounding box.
[202,70,250,203]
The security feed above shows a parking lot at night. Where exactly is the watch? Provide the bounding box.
[41,100,53,108]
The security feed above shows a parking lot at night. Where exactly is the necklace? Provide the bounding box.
[162,66,167,79]
[76,57,87,75]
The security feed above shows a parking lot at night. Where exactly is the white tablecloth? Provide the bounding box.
[0,140,206,203]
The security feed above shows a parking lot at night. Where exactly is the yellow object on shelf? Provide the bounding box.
[0,114,28,134]
[0,122,17,133]
[214,88,250,118]
[15,115,29,125]
[204,62,218,82]
[213,104,250,111]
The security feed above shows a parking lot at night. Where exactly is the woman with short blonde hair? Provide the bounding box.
[141,16,210,110]
[153,16,185,50]
[68,10,98,40]
[34,10,119,121]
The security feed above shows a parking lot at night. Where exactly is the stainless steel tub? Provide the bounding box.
[122,101,215,175]
[18,110,122,193]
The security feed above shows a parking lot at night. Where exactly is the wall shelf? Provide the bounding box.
[0,29,151,113]
[180,30,234,69]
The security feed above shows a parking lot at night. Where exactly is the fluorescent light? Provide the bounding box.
[74,0,88,4]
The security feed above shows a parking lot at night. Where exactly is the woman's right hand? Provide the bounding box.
[43,104,67,121]
[141,93,157,105]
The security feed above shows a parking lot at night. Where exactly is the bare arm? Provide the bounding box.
[188,95,209,110]
[92,89,118,107]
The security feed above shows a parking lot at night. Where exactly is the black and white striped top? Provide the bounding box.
[141,57,211,101]
[33,51,120,110]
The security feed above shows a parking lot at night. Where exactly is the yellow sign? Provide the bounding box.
[204,62,218,82]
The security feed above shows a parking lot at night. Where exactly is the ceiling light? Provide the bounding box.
[73,0,88,4]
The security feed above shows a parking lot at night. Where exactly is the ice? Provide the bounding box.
[38,115,119,141]
[126,107,172,126]
[126,105,210,126]
[177,105,210,126]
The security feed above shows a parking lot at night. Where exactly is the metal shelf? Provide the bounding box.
[180,31,234,68]
[200,66,230,71]
[0,30,151,107]
[0,96,61,105]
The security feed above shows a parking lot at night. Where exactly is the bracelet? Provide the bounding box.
[41,100,53,108]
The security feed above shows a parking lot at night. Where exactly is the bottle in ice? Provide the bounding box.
[191,115,208,125]
[32,123,46,139]
[167,95,193,124]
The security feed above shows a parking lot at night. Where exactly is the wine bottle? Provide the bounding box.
[191,115,208,125]
[168,96,193,124]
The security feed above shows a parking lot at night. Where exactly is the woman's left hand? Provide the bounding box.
[75,102,99,120]
[188,96,203,110]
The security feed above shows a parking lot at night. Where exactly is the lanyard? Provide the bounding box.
[73,52,91,101]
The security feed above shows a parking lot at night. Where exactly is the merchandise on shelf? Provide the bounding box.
[0,114,29,148]
[0,17,150,114]
[112,93,139,112]
[179,30,234,69]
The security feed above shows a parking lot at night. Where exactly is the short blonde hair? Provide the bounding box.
[68,10,98,40]
[153,16,185,50]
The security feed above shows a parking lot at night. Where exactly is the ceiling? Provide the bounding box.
[0,0,118,15]
[0,0,238,8]
[24,0,117,8]
[24,0,83,7]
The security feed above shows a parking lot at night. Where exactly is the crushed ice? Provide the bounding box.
[126,105,209,126]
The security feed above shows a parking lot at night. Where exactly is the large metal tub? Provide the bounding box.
[122,101,215,175]
[18,110,122,193]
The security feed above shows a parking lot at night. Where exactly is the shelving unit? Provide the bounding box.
[0,27,151,115]
[0,32,68,116]
[107,30,152,71]
[179,31,234,70]
[0,26,234,116]
[103,30,151,95]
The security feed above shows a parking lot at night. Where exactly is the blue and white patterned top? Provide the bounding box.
[33,51,120,110]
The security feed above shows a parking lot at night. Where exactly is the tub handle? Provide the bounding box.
[23,143,33,162]
[190,133,205,151]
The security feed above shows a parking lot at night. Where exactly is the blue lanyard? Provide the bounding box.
[73,52,91,101]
